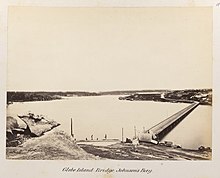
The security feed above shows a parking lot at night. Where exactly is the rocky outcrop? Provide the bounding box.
[6,113,60,147]
[18,113,60,137]
[6,131,99,160]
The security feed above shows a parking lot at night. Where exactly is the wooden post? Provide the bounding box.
[134,126,136,139]
[71,118,74,138]
[121,127,124,143]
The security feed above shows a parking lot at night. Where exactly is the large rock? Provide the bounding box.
[18,113,60,137]
[6,116,19,131]
[6,116,30,147]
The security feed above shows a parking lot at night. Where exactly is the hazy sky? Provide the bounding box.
[8,7,212,91]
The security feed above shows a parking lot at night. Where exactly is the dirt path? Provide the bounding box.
[78,142,211,160]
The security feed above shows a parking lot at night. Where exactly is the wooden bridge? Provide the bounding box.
[139,102,200,143]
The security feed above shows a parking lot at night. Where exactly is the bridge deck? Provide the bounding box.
[140,102,200,142]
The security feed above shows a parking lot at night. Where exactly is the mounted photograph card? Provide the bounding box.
[1,3,219,178]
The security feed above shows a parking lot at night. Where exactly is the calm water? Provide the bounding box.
[7,96,212,149]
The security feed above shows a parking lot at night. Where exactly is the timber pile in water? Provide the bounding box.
[6,113,60,147]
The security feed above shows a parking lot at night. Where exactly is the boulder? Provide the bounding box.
[18,114,60,137]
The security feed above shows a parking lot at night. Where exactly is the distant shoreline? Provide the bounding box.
[7,89,212,106]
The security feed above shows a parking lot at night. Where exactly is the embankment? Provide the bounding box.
[6,130,99,160]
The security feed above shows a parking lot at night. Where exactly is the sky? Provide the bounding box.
[7,7,212,91]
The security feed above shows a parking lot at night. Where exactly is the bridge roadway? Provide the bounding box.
[139,102,200,143]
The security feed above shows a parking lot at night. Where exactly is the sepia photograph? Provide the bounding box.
[6,7,212,162]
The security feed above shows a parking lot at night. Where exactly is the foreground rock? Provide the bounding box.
[6,113,60,147]
[17,113,60,137]
[6,116,30,147]
[6,130,99,160]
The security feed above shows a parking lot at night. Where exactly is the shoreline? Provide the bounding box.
[77,141,211,160]
[7,89,212,105]
[6,114,212,160]
[6,127,211,160]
